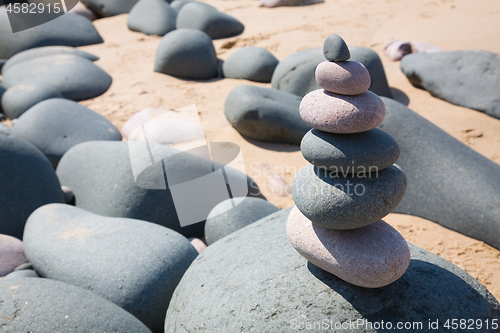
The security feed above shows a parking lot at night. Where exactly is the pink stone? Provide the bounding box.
[0,234,28,277]
[188,237,207,254]
[286,206,410,288]
[384,39,412,61]
[299,89,385,134]
[315,61,371,95]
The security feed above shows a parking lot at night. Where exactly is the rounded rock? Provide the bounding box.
[3,269,39,280]
[127,0,177,36]
[188,237,207,253]
[315,60,371,95]
[222,47,279,83]
[80,0,140,17]
[299,89,385,133]
[1,84,63,119]
[300,128,400,173]
[323,34,350,62]
[0,234,27,277]
[292,164,407,229]
[287,206,410,288]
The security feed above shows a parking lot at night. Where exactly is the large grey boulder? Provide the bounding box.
[165,208,500,332]
[0,278,152,332]
[222,46,279,83]
[128,0,177,36]
[81,0,140,17]
[400,50,500,119]
[379,97,500,250]
[23,203,198,333]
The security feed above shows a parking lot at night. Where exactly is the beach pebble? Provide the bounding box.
[2,54,112,101]
[69,1,98,21]
[1,46,99,73]
[292,164,407,229]
[0,234,27,277]
[300,89,385,133]
[0,10,103,59]
[3,269,39,279]
[128,0,177,36]
[287,207,410,288]
[0,278,152,332]
[224,85,310,144]
[24,203,198,332]
[14,262,33,271]
[400,50,500,119]
[259,0,324,8]
[301,128,399,173]
[165,208,500,332]
[315,60,371,95]
[205,197,279,245]
[188,237,207,253]
[379,97,500,250]
[1,84,63,119]
[176,2,244,39]
[0,132,64,239]
[384,39,412,61]
[61,186,75,204]
[80,0,140,17]
[323,34,350,62]
[155,29,218,80]
[222,47,279,83]
[11,99,121,167]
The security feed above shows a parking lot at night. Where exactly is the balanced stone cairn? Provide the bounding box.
[287,34,411,288]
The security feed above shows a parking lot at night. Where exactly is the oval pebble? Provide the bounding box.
[1,84,63,119]
[0,234,27,277]
[315,60,371,95]
[323,34,350,62]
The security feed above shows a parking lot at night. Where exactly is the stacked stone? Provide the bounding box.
[287,34,411,288]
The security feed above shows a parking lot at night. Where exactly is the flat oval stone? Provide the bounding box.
[292,164,407,229]
[1,84,63,119]
[299,89,385,133]
[300,128,400,173]
[287,206,410,288]
[315,60,371,95]
[323,34,350,62]
[0,234,27,277]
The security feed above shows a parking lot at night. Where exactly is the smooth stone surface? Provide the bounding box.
[56,141,261,238]
[2,54,112,101]
[323,33,350,61]
[81,0,140,17]
[128,0,177,36]
[287,206,410,288]
[300,89,385,133]
[61,185,74,204]
[170,0,216,12]
[401,50,500,118]
[0,122,10,134]
[1,46,99,73]
[315,60,371,95]
[205,196,279,245]
[222,47,279,83]
[292,164,407,229]
[176,2,244,39]
[0,10,103,59]
[0,278,152,332]
[11,98,121,167]
[258,0,323,7]
[165,208,500,332]
[224,85,310,144]
[188,237,207,253]
[272,47,393,98]
[379,97,500,250]
[1,84,63,119]
[0,132,64,239]
[154,29,218,80]
[24,203,197,333]
[301,128,400,173]
[0,234,27,277]
[3,269,38,279]
[384,39,412,61]
[14,262,32,271]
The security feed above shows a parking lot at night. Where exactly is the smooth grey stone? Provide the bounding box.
[300,128,400,173]
[80,0,140,17]
[165,208,500,333]
[11,98,121,167]
[205,196,279,245]
[271,47,392,98]
[323,33,350,61]
[61,185,75,204]
[56,141,262,238]
[128,0,177,36]
[154,29,218,80]
[14,262,32,271]
[222,46,279,83]
[0,278,152,332]
[176,2,244,39]
[0,10,103,59]
[292,164,407,229]
[1,84,63,119]
[24,203,198,333]
[1,46,99,74]
[0,132,64,239]
[170,0,214,12]
[2,54,112,101]
[3,269,38,279]
[379,97,500,250]
[0,122,10,134]
[224,85,310,144]
[400,50,500,119]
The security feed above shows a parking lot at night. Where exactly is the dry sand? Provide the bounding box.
[71,0,500,299]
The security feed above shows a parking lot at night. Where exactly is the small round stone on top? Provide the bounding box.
[323,34,350,62]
